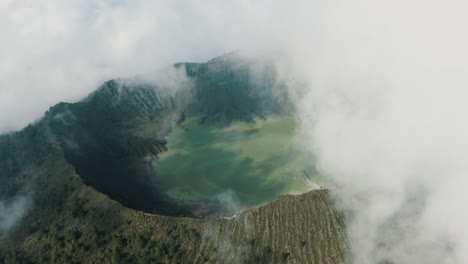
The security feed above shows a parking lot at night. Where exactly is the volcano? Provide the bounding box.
[0,54,347,263]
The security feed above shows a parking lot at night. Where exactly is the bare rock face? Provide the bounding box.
[0,54,348,263]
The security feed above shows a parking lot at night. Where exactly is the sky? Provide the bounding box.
[3,0,468,263]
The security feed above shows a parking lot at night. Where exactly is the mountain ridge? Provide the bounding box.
[0,54,348,263]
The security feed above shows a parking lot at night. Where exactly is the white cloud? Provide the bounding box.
[294,1,468,263]
[0,194,32,236]
[0,0,278,132]
[3,0,468,262]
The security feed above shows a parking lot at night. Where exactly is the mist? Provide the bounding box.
[292,1,468,263]
[0,195,32,236]
[3,0,468,263]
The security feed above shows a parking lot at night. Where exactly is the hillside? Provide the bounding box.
[0,54,348,263]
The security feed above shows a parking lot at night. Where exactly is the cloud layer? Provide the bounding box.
[293,1,468,263]
[0,195,32,236]
[3,0,468,263]
[0,0,276,132]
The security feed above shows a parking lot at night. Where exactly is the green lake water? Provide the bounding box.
[152,116,318,209]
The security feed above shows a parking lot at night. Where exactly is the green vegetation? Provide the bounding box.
[0,54,348,263]
[153,116,319,207]
[1,187,348,264]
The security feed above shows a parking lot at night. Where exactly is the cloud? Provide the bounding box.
[3,0,468,263]
[215,189,245,215]
[202,222,247,264]
[0,0,312,133]
[0,0,262,132]
[292,1,468,263]
[0,194,32,236]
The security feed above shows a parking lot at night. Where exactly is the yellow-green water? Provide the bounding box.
[152,116,318,208]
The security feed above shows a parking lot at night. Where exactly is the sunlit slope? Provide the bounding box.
[1,181,348,263]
